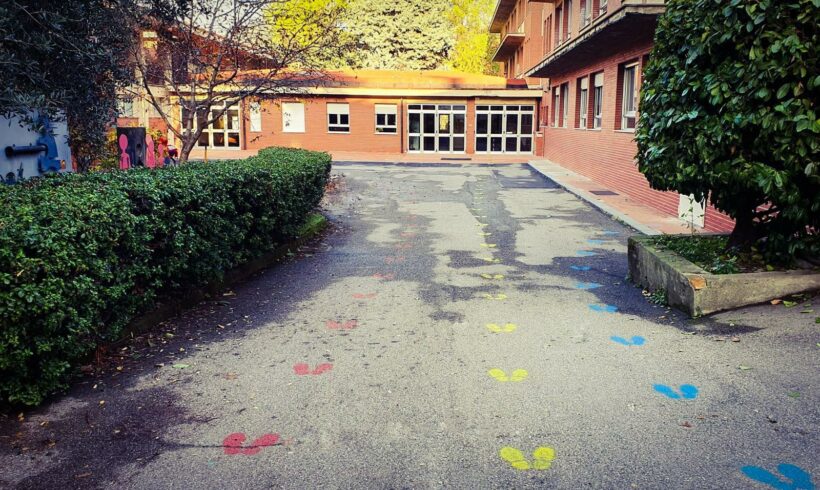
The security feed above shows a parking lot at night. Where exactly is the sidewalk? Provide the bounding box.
[528,159,693,235]
[189,148,532,165]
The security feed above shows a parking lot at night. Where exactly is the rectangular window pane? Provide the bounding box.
[506,114,519,134]
[477,137,488,152]
[409,113,421,133]
[423,136,435,151]
[409,136,421,150]
[453,137,465,152]
[490,137,502,152]
[197,132,209,147]
[227,133,240,147]
[227,109,239,130]
[438,136,450,152]
[438,114,451,133]
[520,137,532,152]
[477,114,488,134]
[521,114,533,134]
[423,113,435,133]
[453,105,466,111]
[329,114,338,125]
[505,137,517,152]
[212,111,225,130]
[376,114,385,125]
[453,114,465,134]
[282,102,305,132]
[408,104,421,110]
[340,114,349,125]
[490,114,503,134]
[213,132,225,147]
[387,114,396,126]
[476,105,489,111]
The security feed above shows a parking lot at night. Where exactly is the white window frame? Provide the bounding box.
[282,102,305,133]
[560,83,569,128]
[621,62,639,131]
[600,0,608,14]
[375,104,397,133]
[556,6,564,44]
[327,102,350,133]
[186,102,242,149]
[566,0,573,40]
[581,0,592,28]
[118,98,134,117]
[407,104,467,154]
[593,72,604,129]
[578,77,589,129]
[475,105,534,154]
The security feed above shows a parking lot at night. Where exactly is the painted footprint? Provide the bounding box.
[481,257,501,263]
[741,463,815,489]
[599,230,619,235]
[499,446,555,471]
[611,335,646,346]
[476,223,489,228]
[352,293,377,300]
[570,265,591,271]
[589,304,618,313]
[223,433,280,455]
[293,363,333,375]
[326,319,358,330]
[576,250,597,257]
[587,239,605,245]
[653,383,699,399]
[481,243,497,248]
[488,368,528,382]
[575,282,602,290]
[486,323,517,333]
[372,272,396,280]
[480,273,504,280]
[482,293,508,301]
[478,232,492,236]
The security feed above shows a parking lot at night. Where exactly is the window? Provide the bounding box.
[620,63,638,130]
[184,102,241,148]
[560,83,569,128]
[577,77,589,129]
[600,0,608,14]
[565,0,573,40]
[282,102,305,133]
[118,98,134,117]
[327,103,350,132]
[249,101,262,132]
[556,6,563,45]
[592,72,604,129]
[553,88,561,127]
[408,104,466,153]
[475,105,534,153]
[580,0,592,28]
[375,104,397,133]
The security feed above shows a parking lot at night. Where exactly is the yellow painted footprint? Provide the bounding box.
[487,368,528,382]
[481,257,501,263]
[499,446,555,471]
[482,293,507,300]
[480,273,504,280]
[478,232,492,236]
[476,223,489,228]
[486,323,517,333]
[480,243,497,248]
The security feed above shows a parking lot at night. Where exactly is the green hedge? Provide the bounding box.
[0,147,331,406]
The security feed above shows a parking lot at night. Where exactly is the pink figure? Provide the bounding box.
[156,142,166,167]
[145,134,156,168]
[118,134,131,170]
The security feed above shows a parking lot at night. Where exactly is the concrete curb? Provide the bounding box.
[628,235,820,317]
[121,213,329,340]
[527,160,659,236]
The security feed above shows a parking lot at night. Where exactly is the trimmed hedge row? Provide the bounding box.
[0,147,331,405]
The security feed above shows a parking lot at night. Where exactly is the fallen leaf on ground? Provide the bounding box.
[738,365,752,370]
[770,299,782,305]
[172,363,190,369]
[783,300,797,307]
[787,391,801,398]
[75,473,92,479]
[800,309,813,313]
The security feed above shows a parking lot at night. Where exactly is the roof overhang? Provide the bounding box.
[491,33,525,62]
[296,87,544,98]
[489,0,517,33]
[524,3,665,78]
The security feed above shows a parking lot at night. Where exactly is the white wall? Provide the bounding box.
[0,112,73,183]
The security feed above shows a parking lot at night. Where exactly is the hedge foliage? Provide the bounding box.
[0,147,331,405]
[636,0,819,260]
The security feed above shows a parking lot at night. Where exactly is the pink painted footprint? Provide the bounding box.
[326,319,358,330]
[223,432,280,455]
[352,293,377,300]
[293,363,333,375]
[372,273,396,280]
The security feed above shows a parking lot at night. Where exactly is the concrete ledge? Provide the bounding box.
[628,235,820,317]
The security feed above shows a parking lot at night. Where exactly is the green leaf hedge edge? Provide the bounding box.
[0,147,331,406]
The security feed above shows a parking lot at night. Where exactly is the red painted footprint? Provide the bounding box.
[352,293,377,300]
[394,242,413,250]
[400,232,417,238]
[372,272,396,280]
[223,432,280,455]
[326,319,358,330]
[293,363,333,375]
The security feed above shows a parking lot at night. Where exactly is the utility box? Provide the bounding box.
[1,112,72,184]
[116,127,146,168]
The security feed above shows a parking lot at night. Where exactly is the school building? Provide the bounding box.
[490,0,733,231]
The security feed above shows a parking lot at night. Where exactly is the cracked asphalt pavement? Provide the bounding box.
[1,163,817,489]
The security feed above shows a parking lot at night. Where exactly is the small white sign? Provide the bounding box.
[678,194,705,229]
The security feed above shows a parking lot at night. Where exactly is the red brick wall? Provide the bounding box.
[541,39,734,232]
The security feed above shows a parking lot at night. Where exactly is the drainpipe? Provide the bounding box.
[400,97,404,154]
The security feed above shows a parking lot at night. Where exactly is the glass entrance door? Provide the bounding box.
[408,104,466,153]
[475,105,534,154]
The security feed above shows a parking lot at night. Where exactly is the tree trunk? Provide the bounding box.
[179,140,194,164]
[726,207,759,251]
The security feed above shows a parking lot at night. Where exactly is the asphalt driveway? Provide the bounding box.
[1,163,817,489]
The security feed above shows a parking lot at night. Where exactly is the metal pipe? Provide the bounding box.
[5,144,47,157]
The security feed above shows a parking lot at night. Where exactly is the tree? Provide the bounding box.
[636,0,819,262]
[128,0,349,163]
[342,0,454,71]
[0,0,135,172]
[446,0,500,75]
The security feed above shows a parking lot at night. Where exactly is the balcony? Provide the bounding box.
[524,1,665,78]
[489,0,518,33]
[491,32,525,62]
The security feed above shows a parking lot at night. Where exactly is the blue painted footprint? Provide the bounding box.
[611,335,645,346]
[575,282,602,290]
[599,230,619,236]
[741,463,815,489]
[576,250,597,257]
[570,265,591,271]
[653,383,699,399]
[589,304,618,313]
[587,239,604,245]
